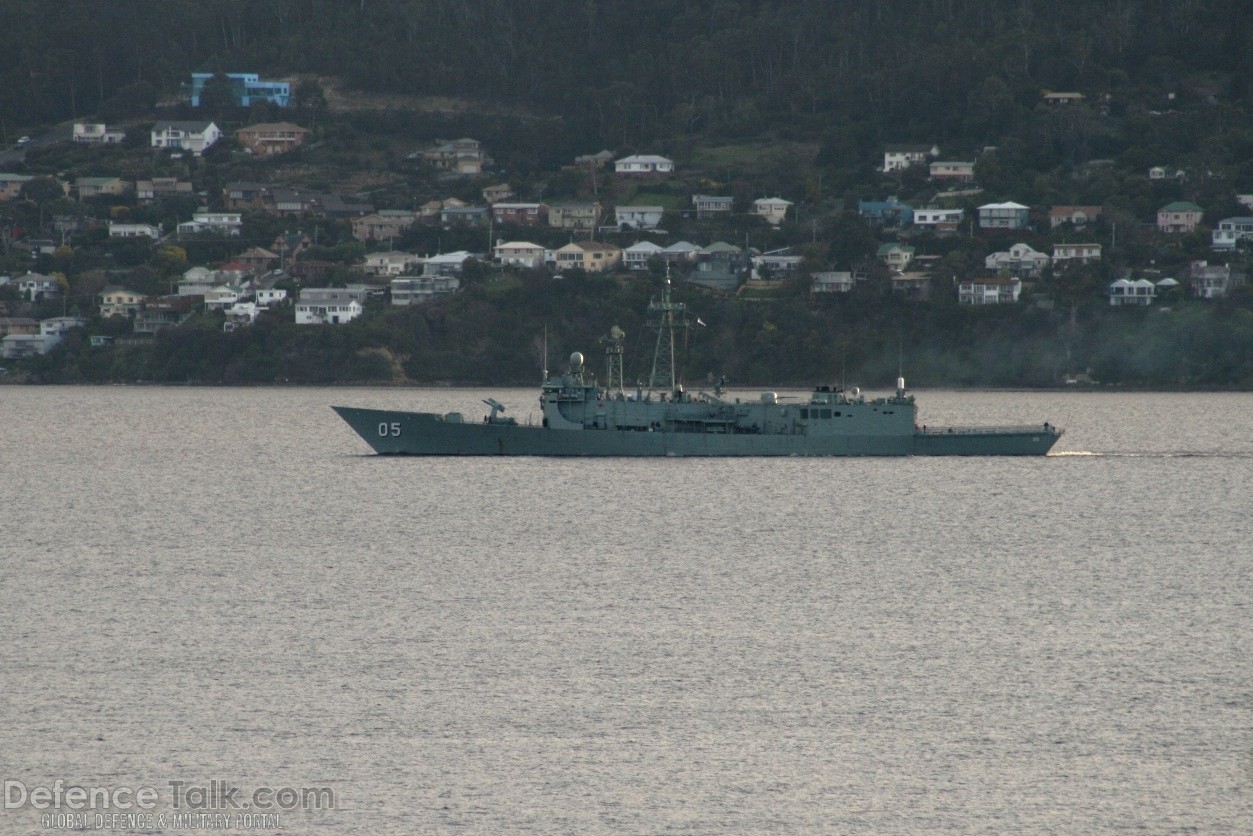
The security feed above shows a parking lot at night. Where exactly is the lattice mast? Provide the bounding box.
[646,278,690,395]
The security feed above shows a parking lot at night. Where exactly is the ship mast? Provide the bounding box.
[602,325,626,395]
[646,277,690,395]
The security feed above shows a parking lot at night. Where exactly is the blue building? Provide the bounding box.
[858,197,914,227]
[189,73,290,107]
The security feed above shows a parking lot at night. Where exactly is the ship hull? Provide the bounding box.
[333,407,1060,457]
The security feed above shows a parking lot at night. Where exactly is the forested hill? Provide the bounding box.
[4,0,1251,153]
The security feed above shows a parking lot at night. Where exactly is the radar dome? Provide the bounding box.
[570,351,584,369]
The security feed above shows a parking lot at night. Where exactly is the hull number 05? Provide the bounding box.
[378,422,402,437]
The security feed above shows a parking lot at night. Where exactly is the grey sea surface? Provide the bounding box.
[1,387,1250,834]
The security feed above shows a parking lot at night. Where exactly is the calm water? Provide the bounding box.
[1,387,1250,833]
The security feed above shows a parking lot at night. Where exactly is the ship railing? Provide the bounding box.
[916,424,1060,436]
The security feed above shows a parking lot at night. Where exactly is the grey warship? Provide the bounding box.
[333,280,1062,457]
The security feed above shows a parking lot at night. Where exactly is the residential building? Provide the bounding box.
[416,138,489,174]
[613,205,664,230]
[1049,205,1103,229]
[15,273,61,302]
[177,211,242,237]
[72,122,125,144]
[1052,243,1102,265]
[135,296,196,334]
[659,241,701,265]
[928,161,975,182]
[1186,261,1245,299]
[1149,166,1184,180]
[985,243,1050,277]
[352,212,416,242]
[752,197,792,226]
[98,286,146,318]
[439,206,490,227]
[235,122,309,156]
[424,251,476,277]
[493,241,547,269]
[75,177,129,199]
[233,247,279,272]
[202,286,243,311]
[752,251,803,279]
[614,155,674,176]
[492,203,549,227]
[883,144,939,172]
[890,273,931,300]
[390,275,461,306]
[1157,201,1203,233]
[622,241,664,271]
[1211,217,1253,250]
[553,241,622,273]
[0,317,39,337]
[573,150,614,168]
[959,277,1021,305]
[108,222,162,239]
[1107,278,1156,306]
[295,288,367,325]
[482,184,516,204]
[255,287,288,307]
[223,303,262,332]
[1042,91,1085,105]
[811,271,855,294]
[40,316,87,336]
[548,202,601,230]
[688,242,749,291]
[913,208,964,231]
[858,197,913,227]
[222,182,270,211]
[151,121,222,156]
[692,195,733,218]
[136,178,193,203]
[978,201,1030,230]
[189,73,290,107]
[0,173,34,201]
[877,243,915,271]
[363,251,422,276]
[2,333,60,359]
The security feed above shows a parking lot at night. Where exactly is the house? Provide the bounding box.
[1107,278,1157,306]
[1186,261,1245,299]
[222,182,271,211]
[752,198,792,226]
[98,286,146,318]
[1042,91,1085,105]
[890,273,931,300]
[134,296,196,334]
[40,316,87,336]
[692,195,733,218]
[1157,201,1203,233]
[1211,217,1253,250]
[1052,243,1102,265]
[1049,205,1103,229]
[978,202,1030,230]
[423,251,476,277]
[858,198,913,227]
[72,122,125,144]
[233,247,279,272]
[272,232,313,263]
[877,243,915,271]
[913,208,964,232]
[2,333,60,359]
[928,161,975,182]
[75,177,130,199]
[295,288,367,325]
[548,202,601,230]
[108,222,162,239]
[482,183,516,204]
[390,275,461,306]
[223,302,262,332]
[416,138,489,174]
[614,155,674,176]
[0,317,39,337]
[177,266,216,296]
[89,336,114,347]
[177,211,242,237]
[352,212,416,242]
[985,243,1050,276]
[811,271,855,294]
[136,178,193,203]
[613,205,664,230]
[319,194,374,218]
[553,241,622,273]
[492,203,549,227]
[622,241,664,271]
[270,188,321,216]
[1148,166,1185,180]
[255,286,287,306]
[439,206,490,228]
[235,122,309,156]
[493,241,547,269]
[363,251,422,276]
[573,150,615,168]
[202,285,243,311]
[959,276,1021,305]
[752,251,803,279]
[189,72,290,107]
[150,121,222,156]
[15,273,61,301]
[659,241,701,265]
[883,144,939,172]
[0,173,34,201]
[688,242,749,291]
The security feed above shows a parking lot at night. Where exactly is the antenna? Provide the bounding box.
[541,323,549,383]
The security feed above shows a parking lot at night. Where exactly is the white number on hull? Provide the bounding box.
[377,421,402,437]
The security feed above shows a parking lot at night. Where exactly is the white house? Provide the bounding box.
[72,122,125,144]
[613,205,665,230]
[928,161,974,182]
[959,277,1021,305]
[692,195,733,218]
[623,241,664,271]
[493,241,546,269]
[985,243,1050,276]
[2,333,61,359]
[1052,243,1102,264]
[1211,217,1253,250]
[614,155,674,175]
[40,316,87,336]
[295,288,366,325]
[203,285,242,310]
[363,251,422,276]
[255,287,288,306]
[913,208,964,230]
[659,240,700,264]
[150,121,222,156]
[424,251,476,276]
[223,302,262,332]
[883,144,939,172]
[177,211,242,237]
[752,197,792,225]
[752,251,803,279]
[1108,278,1156,306]
[16,272,61,301]
[811,271,855,294]
[978,202,1030,229]
[108,222,162,239]
[390,275,460,306]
